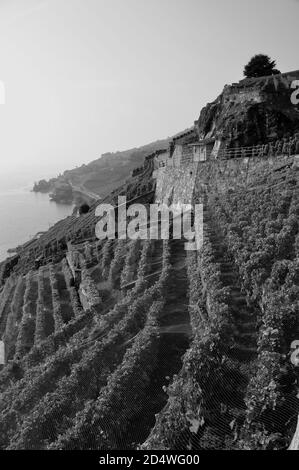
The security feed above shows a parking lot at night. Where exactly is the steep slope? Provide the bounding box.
[0,71,298,451]
[195,71,299,147]
[33,138,169,202]
[142,155,298,450]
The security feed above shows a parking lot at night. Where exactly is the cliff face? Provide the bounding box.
[195,71,299,147]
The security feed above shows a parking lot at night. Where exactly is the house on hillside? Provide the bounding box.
[169,128,198,166]
[166,127,224,166]
[188,138,220,162]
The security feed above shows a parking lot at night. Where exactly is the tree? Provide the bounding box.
[244,54,280,78]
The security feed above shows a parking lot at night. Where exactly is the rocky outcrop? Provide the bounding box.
[33,178,56,193]
[195,71,299,148]
[79,271,101,311]
[50,180,73,204]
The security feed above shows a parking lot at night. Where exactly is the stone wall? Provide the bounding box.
[223,87,262,105]
[154,162,198,206]
[194,154,297,199]
[154,155,297,208]
[154,150,170,169]
[172,145,183,167]
[66,243,82,283]
[79,277,101,311]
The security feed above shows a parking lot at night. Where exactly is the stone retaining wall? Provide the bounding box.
[154,155,298,207]
[154,162,198,206]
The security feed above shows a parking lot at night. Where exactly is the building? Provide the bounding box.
[166,127,223,166]
[188,138,220,162]
[169,127,197,167]
[153,149,170,169]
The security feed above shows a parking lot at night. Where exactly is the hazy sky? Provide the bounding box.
[0,0,298,183]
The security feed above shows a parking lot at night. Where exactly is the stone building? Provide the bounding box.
[187,138,219,162]
[168,127,198,167]
[154,149,170,168]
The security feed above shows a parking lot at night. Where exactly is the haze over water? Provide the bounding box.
[0,172,73,262]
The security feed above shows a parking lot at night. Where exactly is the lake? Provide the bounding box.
[0,182,73,262]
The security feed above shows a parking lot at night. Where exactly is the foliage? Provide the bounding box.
[49,265,64,331]
[142,238,232,450]
[61,259,83,317]
[2,276,25,360]
[244,54,280,78]
[212,175,298,449]
[6,252,170,449]
[14,273,37,359]
[48,301,164,449]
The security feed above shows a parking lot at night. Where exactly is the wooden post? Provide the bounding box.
[289,415,299,450]
[288,416,299,450]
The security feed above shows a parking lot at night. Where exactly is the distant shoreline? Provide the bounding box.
[0,186,74,263]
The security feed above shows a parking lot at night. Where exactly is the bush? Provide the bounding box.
[244,54,280,78]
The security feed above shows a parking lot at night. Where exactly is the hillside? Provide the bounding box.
[196,70,299,147]
[0,154,298,450]
[33,138,170,203]
[0,70,298,450]
[144,154,299,450]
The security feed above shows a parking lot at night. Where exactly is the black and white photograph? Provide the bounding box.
[0,0,298,459]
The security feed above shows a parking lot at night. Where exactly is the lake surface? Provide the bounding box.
[0,183,73,262]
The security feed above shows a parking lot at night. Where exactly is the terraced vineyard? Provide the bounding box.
[141,160,298,451]
[0,155,298,450]
[0,234,191,449]
[1,155,157,282]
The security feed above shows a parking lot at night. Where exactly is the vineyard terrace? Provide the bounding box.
[95,197,203,251]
